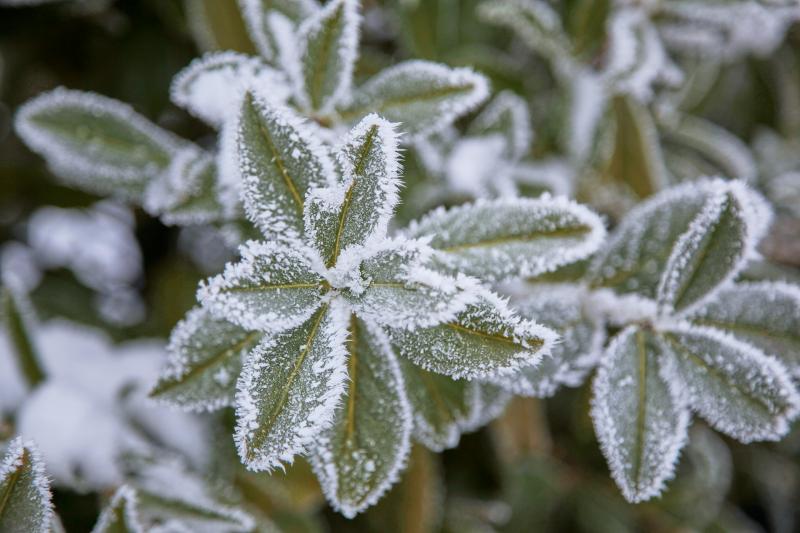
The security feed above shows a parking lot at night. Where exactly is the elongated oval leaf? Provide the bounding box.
[91,485,144,533]
[198,240,324,333]
[0,438,53,533]
[15,88,185,199]
[656,185,765,313]
[297,0,359,112]
[406,197,606,282]
[311,317,411,518]
[235,302,349,471]
[591,327,690,503]
[467,90,532,161]
[389,288,556,380]
[305,114,400,265]
[237,94,336,239]
[659,324,800,442]
[341,60,490,137]
[170,51,290,128]
[151,307,261,412]
[687,282,800,376]
[237,0,319,59]
[1,286,45,388]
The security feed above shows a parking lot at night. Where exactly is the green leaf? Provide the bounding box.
[406,197,605,282]
[341,60,489,137]
[305,114,400,266]
[656,187,756,313]
[238,0,320,60]
[687,282,800,376]
[659,324,800,442]
[492,284,604,397]
[467,90,532,161]
[388,288,555,380]
[91,485,145,533]
[198,240,325,333]
[588,179,769,300]
[151,307,262,412]
[15,88,185,200]
[297,0,359,112]
[0,438,54,533]
[235,302,349,471]
[1,286,45,388]
[311,317,411,518]
[591,327,690,503]
[237,93,335,240]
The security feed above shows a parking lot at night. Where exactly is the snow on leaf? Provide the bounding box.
[687,282,800,377]
[305,114,400,265]
[170,51,290,128]
[659,323,800,442]
[406,196,606,282]
[91,485,145,533]
[0,437,54,533]
[388,287,556,380]
[15,88,186,200]
[198,240,325,333]
[310,317,411,518]
[466,90,532,161]
[588,178,768,300]
[341,60,490,138]
[346,238,481,330]
[150,307,262,412]
[297,0,360,113]
[237,0,319,60]
[656,183,770,314]
[591,327,690,503]
[143,147,224,226]
[126,456,255,533]
[234,301,349,471]
[237,94,336,240]
[491,284,605,397]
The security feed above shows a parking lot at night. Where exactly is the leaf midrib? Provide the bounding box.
[439,225,590,253]
[445,322,543,351]
[632,329,647,491]
[343,83,477,118]
[0,450,27,519]
[307,3,343,110]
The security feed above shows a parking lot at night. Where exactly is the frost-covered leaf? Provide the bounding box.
[492,284,604,397]
[406,197,606,282]
[127,456,255,533]
[346,239,480,330]
[0,438,53,533]
[687,282,800,376]
[341,60,490,137]
[305,114,400,265]
[591,327,690,503]
[589,179,770,300]
[311,317,411,518]
[1,285,45,387]
[389,288,556,380]
[143,147,225,226]
[235,302,349,471]
[460,382,511,434]
[170,51,290,128]
[467,91,532,161]
[15,88,185,199]
[151,307,262,412]
[297,0,359,113]
[198,240,324,333]
[92,485,145,533]
[659,324,800,442]
[656,185,766,313]
[237,0,319,59]
[237,94,336,239]
[477,0,573,64]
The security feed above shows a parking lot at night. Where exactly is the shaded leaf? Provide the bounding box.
[92,485,145,533]
[1,285,45,388]
[238,0,319,59]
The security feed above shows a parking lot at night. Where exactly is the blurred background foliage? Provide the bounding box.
[2,1,800,531]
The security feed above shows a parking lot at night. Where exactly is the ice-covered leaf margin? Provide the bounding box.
[0,437,54,533]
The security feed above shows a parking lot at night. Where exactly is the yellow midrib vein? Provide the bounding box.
[0,451,26,519]
[440,226,590,253]
[254,107,304,216]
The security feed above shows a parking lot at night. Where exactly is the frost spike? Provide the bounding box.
[235,302,349,471]
[237,94,336,240]
[297,0,359,113]
[659,324,800,443]
[310,317,411,518]
[591,327,690,503]
[0,438,54,533]
[150,307,262,412]
[91,485,144,533]
[406,197,606,282]
[341,60,490,138]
